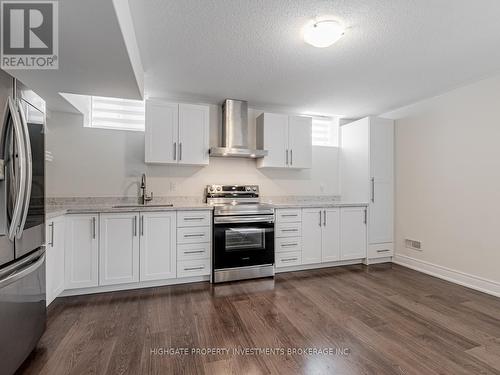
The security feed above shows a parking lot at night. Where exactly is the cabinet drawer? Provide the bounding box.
[177,243,210,260]
[276,209,302,223]
[275,251,302,268]
[177,210,211,227]
[276,222,302,238]
[276,237,302,253]
[177,258,211,277]
[367,243,394,259]
[177,226,211,244]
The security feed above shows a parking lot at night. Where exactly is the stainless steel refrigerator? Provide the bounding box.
[0,70,46,375]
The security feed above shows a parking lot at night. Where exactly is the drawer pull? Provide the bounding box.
[281,243,298,247]
[184,234,205,238]
[184,250,205,254]
[281,229,298,232]
[281,214,298,217]
[184,217,204,221]
[377,249,390,253]
[184,266,205,271]
[282,257,298,262]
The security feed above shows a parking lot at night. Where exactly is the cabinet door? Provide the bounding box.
[65,214,99,290]
[145,100,178,164]
[139,212,177,281]
[99,213,140,286]
[301,208,322,265]
[370,117,394,181]
[369,180,394,244]
[340,207,367,260]
[321,209,340,262]
[288,116,312,169]
[256,113,288,168]
[178,103,209,165]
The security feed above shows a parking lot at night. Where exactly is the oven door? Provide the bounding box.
[213,219,274,270]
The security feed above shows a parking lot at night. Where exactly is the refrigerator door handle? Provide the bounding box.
[16,99,32,239]
[3,98,26,241]
[0,249,44,289]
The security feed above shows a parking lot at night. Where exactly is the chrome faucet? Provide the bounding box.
[140,173,153,205]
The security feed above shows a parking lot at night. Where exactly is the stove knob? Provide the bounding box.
[246,187,251,192]
[209,186,215,192]
[252,187,257,191]
[216,186,222,192]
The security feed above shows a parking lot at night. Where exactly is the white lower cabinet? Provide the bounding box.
[140,212,177,281]
[46,215,65,305]
[301,209,323,264]
[65,214,99,290]
[99,213,140,286]
[322,209,341,262]
[340,207,367,260]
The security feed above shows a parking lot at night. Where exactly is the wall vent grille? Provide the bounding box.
[405,239,422,251]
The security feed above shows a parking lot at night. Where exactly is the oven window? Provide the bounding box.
[225,228,266,251]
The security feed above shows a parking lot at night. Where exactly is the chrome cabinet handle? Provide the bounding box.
[319,210,322,227]
[377,249,390,253]
[281,214,298,217]
[364,209,367,224]
[371,177,375,203]
[92,217,96,239]
[184,250,205,254]
[173,142,177,160]
[179,142,182,161]
[323,210,326,226]
[184,217,204,221]
[140,215,144,236]
[282,257,298,262]
[184,233,205,238]
[281,243,298,247]
[281,229,298,232]
[184,266,204,271]
[133,216,137,236]
[49,222,54,247]
[290,149,293,165]
[285,149,288,165]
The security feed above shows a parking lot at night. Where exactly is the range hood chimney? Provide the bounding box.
[209,99,268,158]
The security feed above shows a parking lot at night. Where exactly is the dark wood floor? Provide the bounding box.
[16,264,500,375]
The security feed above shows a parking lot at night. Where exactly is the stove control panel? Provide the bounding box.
[206,185,259,196]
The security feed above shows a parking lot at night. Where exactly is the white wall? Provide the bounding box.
[46,106,339,198]
[390,74,500,284]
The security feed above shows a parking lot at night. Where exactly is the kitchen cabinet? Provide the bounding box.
[140,212,177,281]
[340,116,394,259]
[65,214,99,290]
[256,113,312,169]
[99,213,140,286]
[340,207,367,260]
[145,100,209,166]
[302,208,340,264]
[46,215,65,305]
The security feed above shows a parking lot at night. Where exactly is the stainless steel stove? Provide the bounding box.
[207,185,275,283]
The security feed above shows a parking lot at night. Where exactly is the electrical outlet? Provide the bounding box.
[405,239,422,251]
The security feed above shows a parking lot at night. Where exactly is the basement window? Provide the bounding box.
[312,117,339,147]
[90,96,145,131]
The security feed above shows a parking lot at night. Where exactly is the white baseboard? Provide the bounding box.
[364,256,392,265]
[393,254,500,298]
[275,259,363,274]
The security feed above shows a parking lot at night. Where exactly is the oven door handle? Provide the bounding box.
[214,215,274,224]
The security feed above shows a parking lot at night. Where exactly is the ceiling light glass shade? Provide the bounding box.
[304,20,344,48]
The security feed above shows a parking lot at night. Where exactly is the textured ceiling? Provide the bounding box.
[129,0,500,118]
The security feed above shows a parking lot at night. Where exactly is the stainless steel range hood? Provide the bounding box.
[209,99,268,158]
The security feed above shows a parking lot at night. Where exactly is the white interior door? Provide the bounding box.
[145,100,178,163]
[321,209,340,262]
[340,207,367,260]
[99,213,139,286]
[140,212,177,281]
[301,208,322,265]
[65,214,98,290]
[178,103,209,165]
[288,115,312,169]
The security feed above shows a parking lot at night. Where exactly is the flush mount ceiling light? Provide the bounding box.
[303,20,345,48]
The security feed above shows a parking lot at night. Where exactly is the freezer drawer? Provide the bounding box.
[0,249,46,375]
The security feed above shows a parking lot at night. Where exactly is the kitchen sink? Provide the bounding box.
[112,204,174,208]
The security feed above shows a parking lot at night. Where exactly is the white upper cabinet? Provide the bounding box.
[256,113,312,169]
[145,100,209,166]
[99,213,140,286]
[340,116,394,250]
